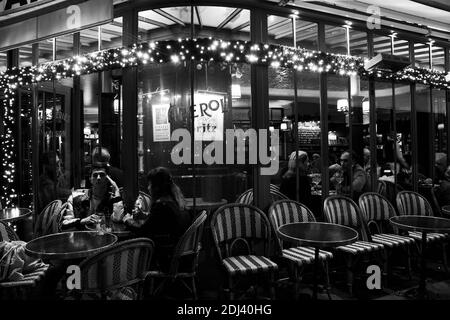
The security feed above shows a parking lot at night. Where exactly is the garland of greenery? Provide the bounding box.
[1,37,449,206]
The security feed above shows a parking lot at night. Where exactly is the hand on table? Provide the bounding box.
[80,215,99,226]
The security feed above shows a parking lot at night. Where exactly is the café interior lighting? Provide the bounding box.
[337,99,349,112]
[231,84,241,99]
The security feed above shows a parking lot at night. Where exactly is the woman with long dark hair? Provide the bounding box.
[122,167,190,271]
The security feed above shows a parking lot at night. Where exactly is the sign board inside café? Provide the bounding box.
[0,0,113,52]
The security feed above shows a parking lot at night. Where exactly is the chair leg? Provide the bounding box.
[345,256,354,296]
[228,275,234,300]
[406,246,412,280]
[191,277,198,300]
[442,242,449,274]
[269,272,276,300]
[322,260,332,300]
[382,250,389,289]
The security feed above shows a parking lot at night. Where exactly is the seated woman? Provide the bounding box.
[61,163,122,230]
[280,151,312,207]
[121,167,191,272]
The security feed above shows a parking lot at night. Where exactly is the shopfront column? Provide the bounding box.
[250,8,270,210]
[122,8,139,209]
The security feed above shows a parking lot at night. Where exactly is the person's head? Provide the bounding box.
[312,153,320,161]
[90,163,109,199]
[147,167,185,209]
[92,146,111,164]
[445,165,450,181]
[288,151,309,173]
[340,150,359,172]
[363,148,370,165]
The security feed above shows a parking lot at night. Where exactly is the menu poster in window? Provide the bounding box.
[193,93,225,141]
[152,104,171,142]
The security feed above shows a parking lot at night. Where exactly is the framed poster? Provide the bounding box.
[152,104,171,142]
[193,93,225,141]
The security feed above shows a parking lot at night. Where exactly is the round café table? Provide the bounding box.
[85,220,132,239]
[25,231,118,260]
[0,208,32,223]
[390,215,450,299]
[277,222,358,299]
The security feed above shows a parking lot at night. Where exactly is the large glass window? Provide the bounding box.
[0,51,6,72]
[373,35,392,55]
[433,88,447,182]
[139,6,250,43]
[19,44,33,67]
[325,25,347,55]
[137,6,252,206]
[37,79,73,211]
[414,42,430,69]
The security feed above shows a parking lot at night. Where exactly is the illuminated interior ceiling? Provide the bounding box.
[269,0,450,70]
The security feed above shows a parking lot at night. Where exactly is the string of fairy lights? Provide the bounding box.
[1,37,450,206]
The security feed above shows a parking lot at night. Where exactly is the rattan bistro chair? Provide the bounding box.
[33,200,63,238]
[268,200,333,299]
[359,192,415,279]
[146,211,207,300]
[77,238,154,300]
[323,196,385,295]
[211,203,278,300]
[396,191,449,273]
[0,221,20,241]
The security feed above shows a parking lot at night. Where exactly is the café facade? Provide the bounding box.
[1,0,450,217]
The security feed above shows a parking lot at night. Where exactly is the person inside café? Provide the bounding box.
[92,146,124,188]
[436,165,450,207]
[38,151,71,210]
[60,162,123,230]
[310,153,321,173]
[121,167,191,272]
[330,150,369,199]
[280,150,312,207]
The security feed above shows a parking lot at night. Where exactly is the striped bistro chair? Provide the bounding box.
[0,221,20,241]
[78,238,154,300]
[323,196,385,295]
[359,193,415,279]
[33,200,63,239]
[211,203,278,300]
[146,211,207,300]
[270,184,281,192]
[235,187,288,206]
[268,200,333,299]
[377,180,386,195]
[396,191,449,273]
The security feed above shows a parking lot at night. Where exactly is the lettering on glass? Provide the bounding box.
[366,264,381,290]
[66,265,81,290]
[66,5,81,29]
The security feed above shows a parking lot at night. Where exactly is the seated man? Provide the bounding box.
[331,150,369,199]
[437,166,450,207]
[61,163,122,230]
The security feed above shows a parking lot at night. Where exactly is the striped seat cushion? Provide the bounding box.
[336,241,384,255]
[371,233,415,248]
[222,255,278,275]
[282,247,333,266]
[407,231,448,242]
